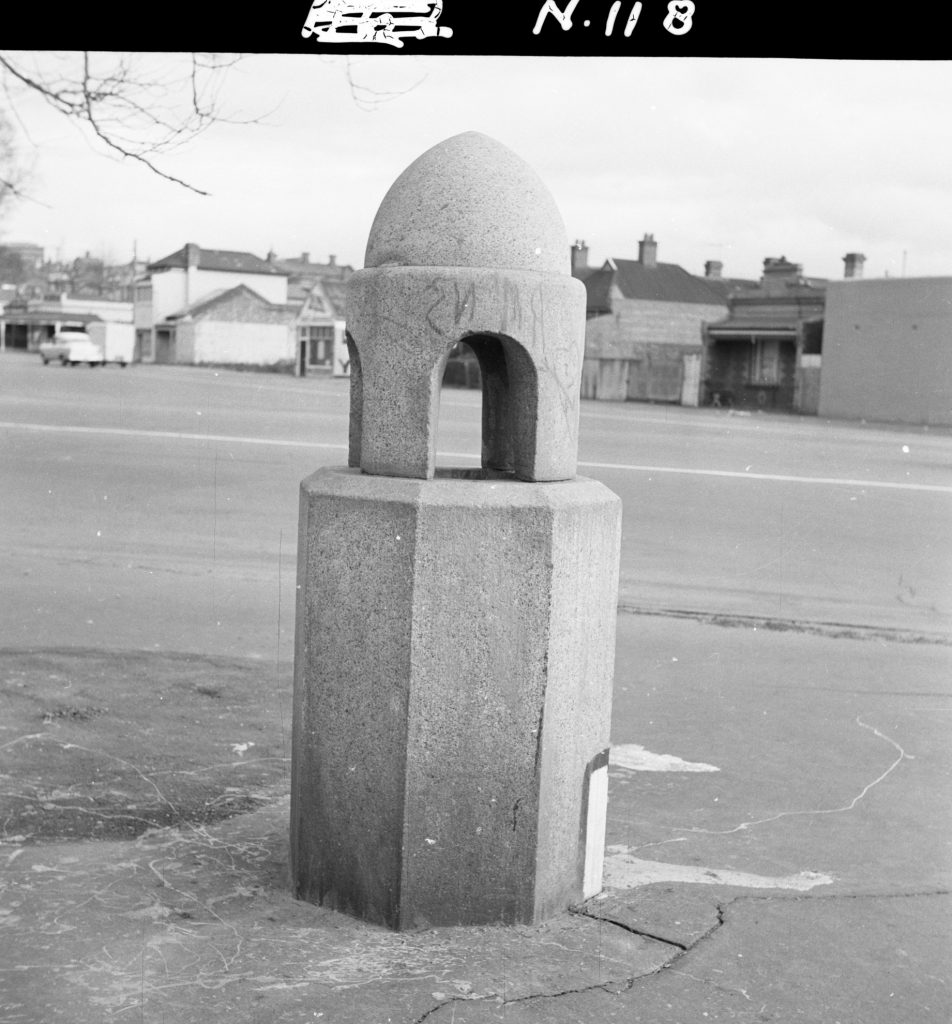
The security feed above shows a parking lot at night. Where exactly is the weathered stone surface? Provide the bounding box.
[346,267,585,481]
[293,132,622,931]
[364,131,571,274]
[291,468,622,930]
[346,132,586,482]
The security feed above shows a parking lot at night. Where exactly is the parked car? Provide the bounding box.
[39,329,91,365]
[63,335,108,366]
[38,323,134,367]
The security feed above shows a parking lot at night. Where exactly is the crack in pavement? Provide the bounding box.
[420,888,952,1021]
[674,715,908,836]
[412,905,720,1019]
[555,888,952,1014]
[409,886,952,1018]
[570,904,689,951]
[411,980,622,1024]
[412,972,651,1023]
[411,909,695,1023]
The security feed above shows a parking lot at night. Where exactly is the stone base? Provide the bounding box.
[290,467,621,930]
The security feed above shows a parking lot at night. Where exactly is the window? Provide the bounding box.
[750,339,780,385]
[299,325,334,367]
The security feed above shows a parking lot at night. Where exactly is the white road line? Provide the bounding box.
[3,421,951,494]
[578,459,952,494]
[0,421,346,451]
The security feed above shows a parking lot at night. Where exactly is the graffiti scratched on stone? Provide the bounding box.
[301,0,453,47]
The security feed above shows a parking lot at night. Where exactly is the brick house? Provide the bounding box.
[160,285,299,369]
[574,235,728,404]
[701,256,828,413]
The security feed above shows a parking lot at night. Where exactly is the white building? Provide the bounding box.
[135,243,289,363]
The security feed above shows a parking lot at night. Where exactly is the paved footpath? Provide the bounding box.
[2,613,950,1023]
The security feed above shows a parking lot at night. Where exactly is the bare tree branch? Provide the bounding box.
[336,55,429,112]
[0,107,30,213]
[0,51,252,196]
[0,50,426,218]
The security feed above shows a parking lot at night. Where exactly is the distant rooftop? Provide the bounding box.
[148,244,288,276]
[575,267,614,315]
[320,277,348,317]
[271,252,353,278]
[573,235,729,311]
[606,258,728,305]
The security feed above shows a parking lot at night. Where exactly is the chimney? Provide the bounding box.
[184,243,200,305]
[638,233,657,268]
[328,254,336,267]
[570,239,589,273]
[761,255,802,296]
[302,252,310,264]
[704,260,723,279]
[843,253,866,279]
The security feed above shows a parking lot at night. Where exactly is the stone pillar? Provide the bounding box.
[291,132,622,930]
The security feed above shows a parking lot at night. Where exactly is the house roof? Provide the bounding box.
[695,276,760,301]
[288,276,349,316]
[321,278,348,317]
[577,268,615,315]
[165,288,230,320]
[287,279,314,303]
[274,255,353,278]
[148,246,288,276]
[278,256,352,308]
[163,284,296,321]
[609,259,728,305]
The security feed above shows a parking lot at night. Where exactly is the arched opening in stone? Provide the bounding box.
[436,332,539,480]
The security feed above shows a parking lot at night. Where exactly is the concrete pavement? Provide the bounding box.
[3,611,950,1023]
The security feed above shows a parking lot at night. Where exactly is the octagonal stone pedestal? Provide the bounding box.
[290,467,621,931]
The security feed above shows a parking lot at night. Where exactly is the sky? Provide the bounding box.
[1,54,951,283]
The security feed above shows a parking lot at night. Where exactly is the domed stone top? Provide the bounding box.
[364,132,570,274]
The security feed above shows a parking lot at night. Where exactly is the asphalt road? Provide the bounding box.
[2,353,950,661]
